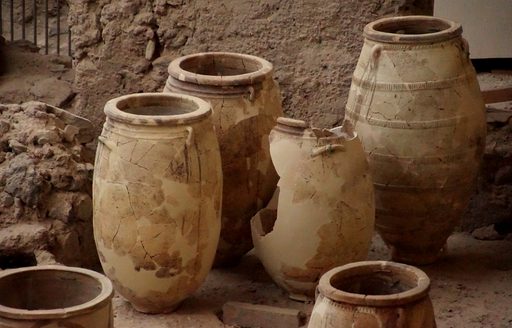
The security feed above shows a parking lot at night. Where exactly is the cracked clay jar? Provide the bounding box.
[93,93,222,313]
[164,52,283,266]
[344,16,486,265]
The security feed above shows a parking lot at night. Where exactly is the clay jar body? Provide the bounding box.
[308,261,436,328]
[93,93,222,313]
[164,52,283,266]
[344,16,486,264]
[0,265,114,328]
[251,118,375,300]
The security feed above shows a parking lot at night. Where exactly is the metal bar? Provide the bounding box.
[68,27,71,57]
[45,0,48,54]
[33,0,36,45]
[21,0,25,40]
[56,0,60,55]
[0,0,3,36]
[10,0,14,42]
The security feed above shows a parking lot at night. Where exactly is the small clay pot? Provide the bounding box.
[165,52,283,266]
[0,265,114,328]
[308,261,436,328]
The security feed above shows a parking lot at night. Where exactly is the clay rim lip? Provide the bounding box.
[364,15,462,44]
[168,52,274,86]
[318,261,430,307]
[104,92,212,126]
[274,117,358,142]
[0,265,114,320]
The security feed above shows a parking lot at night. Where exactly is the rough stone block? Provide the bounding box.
[222,301,307,328]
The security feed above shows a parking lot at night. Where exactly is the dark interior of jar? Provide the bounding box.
[0,270,102,310]
[179,54,262,76]
[117,96,198,116]
[373,18,451,35]
[330,269,417,295]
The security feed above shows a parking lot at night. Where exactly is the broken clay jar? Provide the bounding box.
[344,16,487,264]
[308,261,436,328]
[93,93,222,313]
[164,52,283,266]
[251,118,375,300]
[0,265,114,328]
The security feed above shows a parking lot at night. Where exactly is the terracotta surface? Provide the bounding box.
[93,93,222,313]
[0,265,114,328]
[165,52,283,266]
[345,16,487,264]
[308,261,436,328]
[251,118,375,300]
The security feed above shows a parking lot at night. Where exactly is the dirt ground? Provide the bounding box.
[113,232,512,328]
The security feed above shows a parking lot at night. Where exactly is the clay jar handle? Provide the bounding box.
[98,136,116,151]
[310,144,345,157]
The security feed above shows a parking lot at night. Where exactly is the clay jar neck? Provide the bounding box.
[103,93,211,133]
[166,52,273,95]
[364,15,462,44]
[318,261,430,307]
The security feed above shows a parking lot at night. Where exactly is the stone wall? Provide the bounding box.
[69,0,433,133]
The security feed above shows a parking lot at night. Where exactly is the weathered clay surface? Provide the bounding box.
[164,52,282,266]
[345,16,487,265]
[252,118,375,300]
[308,261,436,328]
[93,93,222,313]
[0,265,114,328]
[0,101,97,268]
[68,0,433,134]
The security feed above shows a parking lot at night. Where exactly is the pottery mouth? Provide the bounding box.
[364,15,462,43]
[105,93,211,126]
[0,265,113,320]
[168,52,273,86]
[319,261,430,307]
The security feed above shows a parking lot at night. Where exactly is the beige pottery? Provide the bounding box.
[344,16,487,265]
[0,265,114,328]
[93,93,222,313]
[308,261,436,328]
[251,118,375,300]
[164,52,283,266]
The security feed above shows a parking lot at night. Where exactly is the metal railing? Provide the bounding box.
[1,0,71,56]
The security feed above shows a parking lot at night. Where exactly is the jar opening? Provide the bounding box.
[117,95,198,116]
[330,270,417,296]
[179,53,263,76]
[0,270,102,310]
[373,18,452,35]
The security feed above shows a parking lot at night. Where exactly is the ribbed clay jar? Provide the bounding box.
[164,52,283,266]
[344,16,486,265]
[93,93,222,313]
[251,118,375,301]
[308,261,436,328]
[0,265,114,328]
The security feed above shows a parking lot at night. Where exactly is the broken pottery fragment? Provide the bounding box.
[344,16,487,265]
[165,52,283,266]
[251,117,375,300]
[0,265,114,328]
[308,261,436,328]
[93,93,222,313]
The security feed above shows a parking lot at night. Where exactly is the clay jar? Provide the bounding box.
[251,118,375,300]
[164,52,283,266]
[0,265,114,328]
[308,261,436,328]
[344,16,486,264]
[93,93,222,313]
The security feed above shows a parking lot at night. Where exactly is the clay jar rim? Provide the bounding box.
[318,261,430,307]
[168,52,273,86]
[364,15,462,44]
[104,92,212,126]
[0,265,114,320]
[274,117,358,142]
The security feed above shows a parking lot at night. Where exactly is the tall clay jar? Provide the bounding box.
[308,261,436,328]
[93,93,222,313]
[0,265,114,328]
[165,52,283,266]
[344,16,487,264]
[251,118,375,300]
